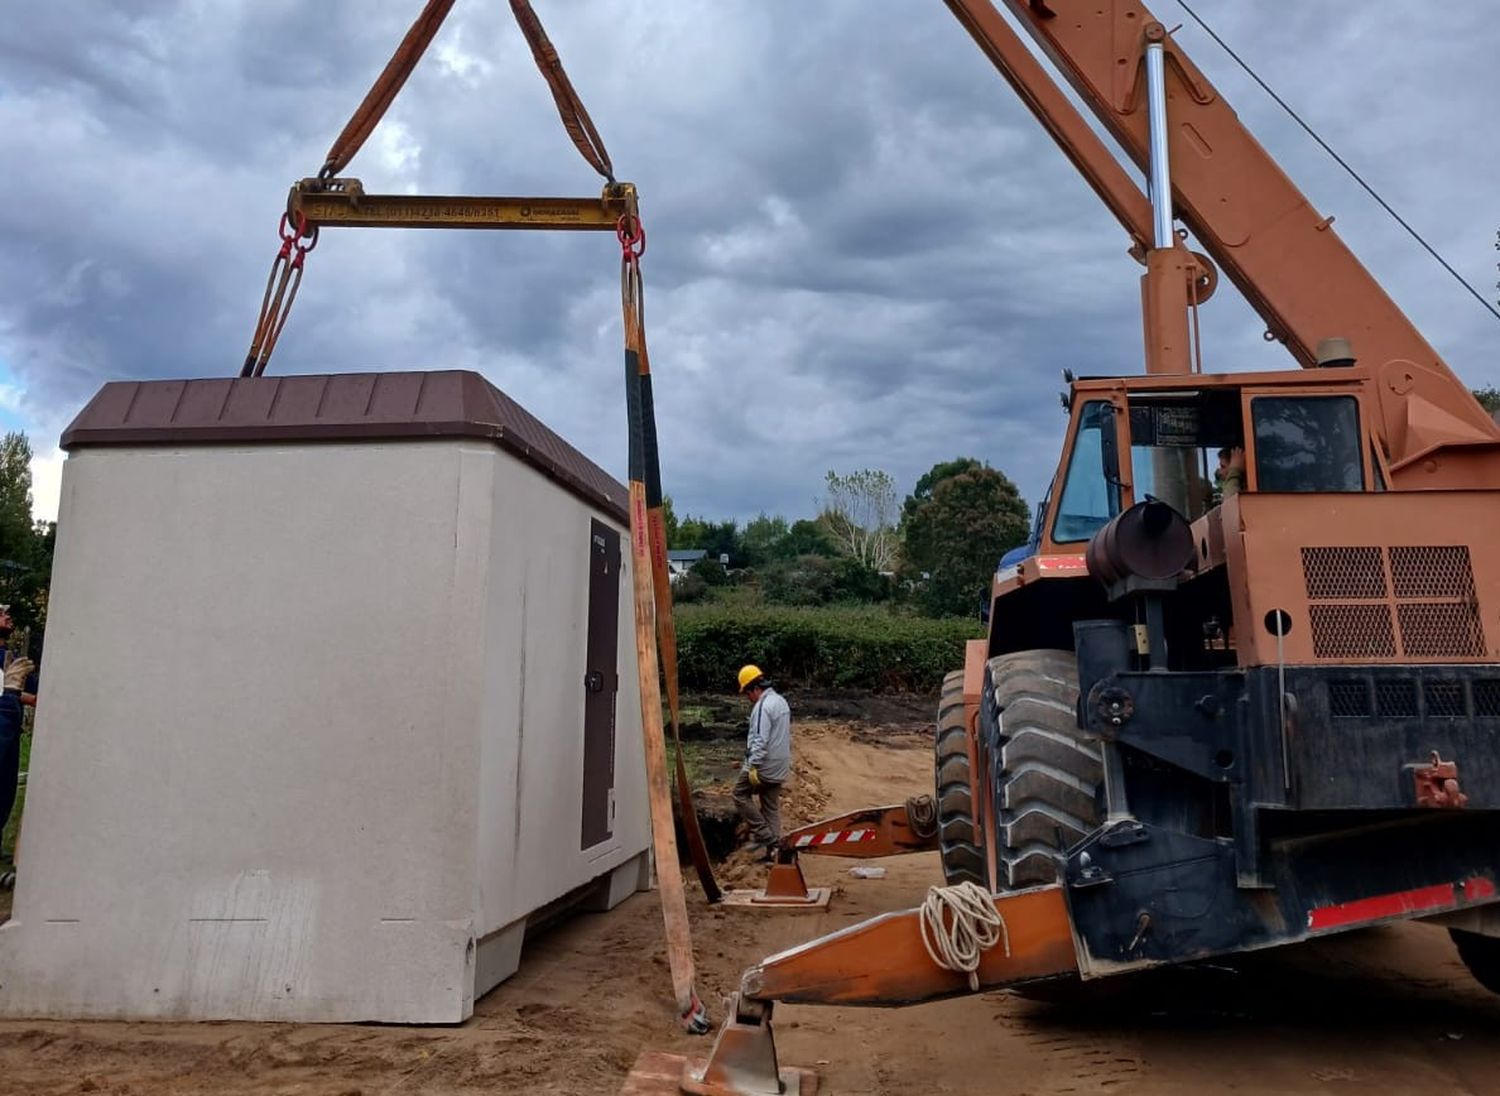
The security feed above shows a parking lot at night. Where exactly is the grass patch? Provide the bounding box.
[676,739,741,790]
[677,704,716,727]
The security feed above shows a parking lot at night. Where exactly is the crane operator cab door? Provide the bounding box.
[1238,387,1373,495]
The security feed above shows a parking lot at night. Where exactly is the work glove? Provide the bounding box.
[747,767,761,789]
[3,657,33,693]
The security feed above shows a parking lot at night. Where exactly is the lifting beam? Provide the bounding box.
[285,177,635,232]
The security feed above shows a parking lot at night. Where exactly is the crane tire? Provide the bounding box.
[934,669,986,888]
[981,649,1102,889]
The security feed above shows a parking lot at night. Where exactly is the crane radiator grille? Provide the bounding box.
[1301,545,1485,660]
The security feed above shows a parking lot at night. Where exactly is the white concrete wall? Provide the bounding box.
[473,448,648,942]
[0,439,647,1022]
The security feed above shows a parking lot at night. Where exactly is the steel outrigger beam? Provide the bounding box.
[780,796,941,859]
[623,884,1078,1095]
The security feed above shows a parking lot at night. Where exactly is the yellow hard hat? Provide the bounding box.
[737,664,764,692]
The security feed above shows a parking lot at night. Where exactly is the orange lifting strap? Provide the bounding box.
[241,0,616,378]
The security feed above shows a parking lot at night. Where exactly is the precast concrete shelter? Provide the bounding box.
[0,370,650,1023]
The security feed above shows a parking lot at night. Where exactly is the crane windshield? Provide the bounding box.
[1053,400,1122,543]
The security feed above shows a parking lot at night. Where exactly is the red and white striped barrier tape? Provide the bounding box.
[793,828,877,849]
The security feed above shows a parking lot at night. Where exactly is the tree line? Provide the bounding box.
[666,458,1030,618]
[0,433,55,641]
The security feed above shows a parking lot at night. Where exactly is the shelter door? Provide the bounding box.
[581,519,621,849]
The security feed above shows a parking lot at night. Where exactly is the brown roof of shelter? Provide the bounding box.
[61,370,628,523]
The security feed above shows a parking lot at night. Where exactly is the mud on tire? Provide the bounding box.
[980,649,1102,889]
[934,669,986,887]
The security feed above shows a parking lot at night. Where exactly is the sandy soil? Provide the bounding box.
[0,718,1497,1095]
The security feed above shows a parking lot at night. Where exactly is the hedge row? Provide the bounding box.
[673,604,982,693]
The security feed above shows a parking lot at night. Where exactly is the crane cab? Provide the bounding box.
[987,365,1500,670]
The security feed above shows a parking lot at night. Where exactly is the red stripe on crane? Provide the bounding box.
[1034,554,1088,574]
[1306,880,1475,932]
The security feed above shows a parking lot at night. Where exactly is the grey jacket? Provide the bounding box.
[744,687,792,783]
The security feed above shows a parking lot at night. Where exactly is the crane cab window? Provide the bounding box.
[1251,395,1364,492]
[1128,390,1242,522]
[1053,400,1122,543]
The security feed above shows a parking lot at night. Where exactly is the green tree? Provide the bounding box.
[659,495,679,548]
[903,462,1029,617]
[1474,387,1500,415]
[675,516,741,565]
[760,554,891,606]
[772,518,839,560]
[760,555,837,606]
[901,457,982,526]
[0,433,49,631]
[688,556,729,588]
[0,433,35,567]
[739,513,790,567]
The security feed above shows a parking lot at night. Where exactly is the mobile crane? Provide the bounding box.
[637,1,1500,1092]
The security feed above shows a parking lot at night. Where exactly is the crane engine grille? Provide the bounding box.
[1301,545,1486,661]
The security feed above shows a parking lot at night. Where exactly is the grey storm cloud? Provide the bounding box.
[2,1,1497,524]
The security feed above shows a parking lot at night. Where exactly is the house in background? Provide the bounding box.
[667,549,707,584]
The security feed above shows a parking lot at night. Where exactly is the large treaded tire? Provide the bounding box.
[1451,930,1500,996]
[980,649,1102,889]
[934,669,986,887]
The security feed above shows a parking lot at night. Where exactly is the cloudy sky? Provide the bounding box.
[3,1,1497,526]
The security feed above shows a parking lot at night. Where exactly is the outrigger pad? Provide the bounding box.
[717,886,831,911]
[620,1050,818,1096]
[716,857,832,910]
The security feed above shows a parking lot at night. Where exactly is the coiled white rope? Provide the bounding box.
[918,881,1009,991]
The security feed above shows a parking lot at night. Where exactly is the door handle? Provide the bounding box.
[585,670,604,693]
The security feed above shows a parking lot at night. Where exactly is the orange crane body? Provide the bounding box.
[660,3,1500,1092]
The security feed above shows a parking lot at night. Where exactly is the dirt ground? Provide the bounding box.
[0,716,1498,1095]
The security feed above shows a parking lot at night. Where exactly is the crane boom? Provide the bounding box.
[948,0,1499,482]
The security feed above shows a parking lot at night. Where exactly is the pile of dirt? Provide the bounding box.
[676,692,930,861]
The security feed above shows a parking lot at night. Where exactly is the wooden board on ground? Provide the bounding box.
[620,1050,819,1095]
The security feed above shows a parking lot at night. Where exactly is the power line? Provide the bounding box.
[1174,0,1500,324]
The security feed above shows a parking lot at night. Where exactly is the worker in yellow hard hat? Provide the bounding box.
[733,664,792,861]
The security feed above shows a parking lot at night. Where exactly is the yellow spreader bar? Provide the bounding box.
[286,177,634,231]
